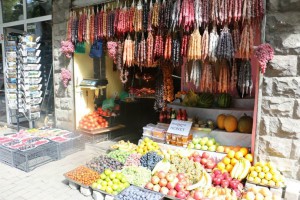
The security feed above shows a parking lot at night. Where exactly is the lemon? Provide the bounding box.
[250,171,258,178]
[261,179,268,185]
[255,166,262,173]
[254,177,261,184]
[264,172,273,181]
[263,166,270,173]
[258,172,265,179]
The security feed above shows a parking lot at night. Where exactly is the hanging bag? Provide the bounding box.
[75,42,86,54]
[89,40,103,58]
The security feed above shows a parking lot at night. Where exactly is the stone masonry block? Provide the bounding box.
[273,77,300,98]
[291,139,300,161]
[277,118,300,139]
[262,97,294,117]
[259,116,270,136]
[267,0,300,12]
[60,98,73,110]
[262,77,273,96]
[259,136,292,158]
[282,34,300,50]
[257,155,298,179]
[266,55,297,77]
[56,109,71,122]
[295,100,300,119]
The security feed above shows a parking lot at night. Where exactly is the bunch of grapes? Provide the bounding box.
[60,40,74,58]
[86,155,123,174]
[117,186,163,200]
[107,150,131,164]
[60,68,72,88]
[124,153,141,166]
[121,166,151,187]
[140,151,162,171]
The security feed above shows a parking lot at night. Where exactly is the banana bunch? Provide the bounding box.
[111,140,137,152]
[186,170,212,190]
[231,158,251,180]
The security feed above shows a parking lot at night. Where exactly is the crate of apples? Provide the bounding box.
[188,151,216,170]
[97,107,113,117]
[145,171,191,199]
[79,112,108,131]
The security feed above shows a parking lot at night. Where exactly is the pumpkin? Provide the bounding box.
[238,114,253,133]
[217,114,226,130]
[224,115,238,132]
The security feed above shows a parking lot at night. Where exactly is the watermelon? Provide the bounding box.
[198,93,214,108]
[217,93,232,108]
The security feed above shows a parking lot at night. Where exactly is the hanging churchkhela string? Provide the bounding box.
[216,25,234,61]
[210,0,219,24]
[154,31,164,59]
[233,0,242,22]
[134,0,143,32]
[164,34,172,60]
[146,31,154,66]
[137,32,146,66]
[231,61,238,92]
[116,41,124,70]
[151,1,160,28]
[200,62,217,93]
[142,0,149,31]
[201,27,209,61]
[171,0,180,30]
[179,0,194,32]
[123,35,135,67]
[187,28,202,61]
[239,23,254,60]
[202,0,209,25]
[208,25,219,62]
[181,34,189,57]
[238,61,253,98]
[128,3,135,32]
[218,60,230,93]
[190,61,201,88]
[232,22,240,53]
[171,33,181,66]
[162,65,174,102]
[107,41,118,64]
[194,0,202,28]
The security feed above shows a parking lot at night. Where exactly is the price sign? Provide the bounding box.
[167,120,193,136]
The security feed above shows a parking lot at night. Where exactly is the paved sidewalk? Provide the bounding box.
[0,143,109,200]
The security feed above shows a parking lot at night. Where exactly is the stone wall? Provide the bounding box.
[52,0,75,131]
[256,0,300,180]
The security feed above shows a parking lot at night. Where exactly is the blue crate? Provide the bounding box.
[55,135,85,159]
[13,141,59,172]
[0,145,17,166]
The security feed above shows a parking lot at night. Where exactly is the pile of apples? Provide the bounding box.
[188,137,219,152]
[188,152,217,170]
[79,112,108,130]
[145,171,191,199]
[97,107,113,117]
[211,169,243,197]
[241,186,280,200]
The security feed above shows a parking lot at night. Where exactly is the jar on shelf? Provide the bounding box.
[166,133,172,144]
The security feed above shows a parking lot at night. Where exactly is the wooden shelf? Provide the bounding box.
[77,124,125,135]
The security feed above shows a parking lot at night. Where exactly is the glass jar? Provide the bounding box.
[44,114,54,128]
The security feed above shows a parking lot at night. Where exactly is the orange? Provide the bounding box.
[232,146,241,152]
[245,154,253,162]
[231,158,238,165]
[226,164,233,172]
[224,147,231,153]
[239,147,249,156]
[234,151,243,160]
[217,114,226,130]
[216,146,225,153]
[227,150,235,159]
[217,162,226,170]
[223,157,231,165]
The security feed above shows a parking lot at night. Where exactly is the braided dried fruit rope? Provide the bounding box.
[208,25,219,62]
[201,27,209,61]
[239,23,253,60]
[187,28,202,61]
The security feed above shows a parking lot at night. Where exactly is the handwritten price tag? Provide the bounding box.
[167,120,192,136]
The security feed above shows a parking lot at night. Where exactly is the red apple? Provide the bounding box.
[176,191,187,199]
[159,178,168,187]
[222,172,230,179]
[175,183,185,192]
[183,190,190,196]
[193,190,204,200]
[151,176,160,185]
[145,182,154,190]
[221,179,229,188]
[200,158,208,165]
[193,151,200,157]
[172,177,179,184]
[229,180,239,189]
[168,189,177,197]
[167,182,176,190]
[166,173,176,182]
[180,179,188,187]
[158,171,166,179]
[160,186,169,195]
[206,160,216,169]
[193,157,201,163]
[152,184,161,192]
[177,173,185,181]
[233,188,242,197]
[213,177,222,185]
[202,152,210,159]
[213,169,222,176]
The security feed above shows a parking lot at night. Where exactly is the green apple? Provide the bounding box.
[192,138,200,144]
[106,186,113,194]
[121,177,127,183]
[188,143,195,149]
[116,173,123,180]
[195,144,201,150]
[109,173,116,180]
[101,181,108,186]
[201,145,208,151]
[200,139,206,146]
[92,182,97,189]
[101,185,107,191]
[208,145,217,152]
[107,181,113,186]
[113,179,120,184]
[207,139,215,147]
[202,137,209,142]
[100,173,106,180]
[124,182,130,188]
[112,184,119,191]
[96,183,102,190]
[104,169,112,176]
[215,142,220,147]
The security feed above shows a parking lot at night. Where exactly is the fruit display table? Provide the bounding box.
[77,124,126,143]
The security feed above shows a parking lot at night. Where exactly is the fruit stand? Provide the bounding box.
[63,138,286,200]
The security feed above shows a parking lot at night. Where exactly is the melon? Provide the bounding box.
[224,115,238,132]
[217,114,226,130]
[238,114,253,133]
[198,93,214,108]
